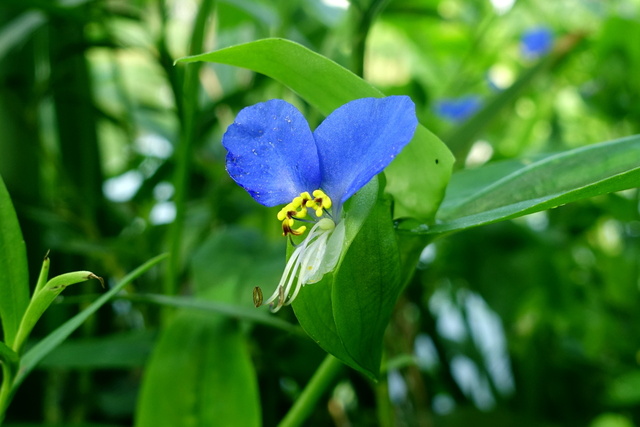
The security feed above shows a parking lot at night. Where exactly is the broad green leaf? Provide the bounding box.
[332,196,401,380]
[419,135,640,236]
[292,278,360,370]
[293,178,400,378]
[135,311,261,427]
[0,175,29,348]
[136,228,265,427]
[13,254,168,391]
[177,38,454,221]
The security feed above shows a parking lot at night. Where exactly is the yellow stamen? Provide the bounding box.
[307,190,332,217]
[277,190,332,236]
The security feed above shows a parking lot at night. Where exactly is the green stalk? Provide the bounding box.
[277,355,344,427]
[350,0,391,77]
[163,0,214,303]
[0,363,12,425]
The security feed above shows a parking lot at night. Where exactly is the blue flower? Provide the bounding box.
[434,96,482,122]
[521,27,553,58]
[223,96,418,311]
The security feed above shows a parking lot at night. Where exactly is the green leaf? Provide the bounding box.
[176,38,453,221]
[292,178,378,369]
[134,311,261,427]
[332,195,401,380]
[292,278,360,370]
[13,270,103,354]
[419,135,640,236]
[0,341,18,369]
[13,254,168,391]
[124,293,303,336]
[0,175,29,348]
[136,228,267,426]
[38,331,154,369]
[293,177,401,379]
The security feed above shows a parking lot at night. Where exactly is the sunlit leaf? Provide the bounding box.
[416,135,640,236]
[177,38,453,221]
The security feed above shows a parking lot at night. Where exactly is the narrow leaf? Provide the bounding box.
[33,251,50,294]
[124,293,302,335]
[0,175,29,348]
[13,271,103,354]
[177,38,453,221]
[13,253,168,391]
[422,135,640,236]
[39,331,154,369]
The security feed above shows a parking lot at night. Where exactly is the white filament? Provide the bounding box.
[265,218,345,312]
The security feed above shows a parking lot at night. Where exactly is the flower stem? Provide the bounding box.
[278,355,344,427]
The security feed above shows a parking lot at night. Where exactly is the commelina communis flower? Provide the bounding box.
[222,96,418,311]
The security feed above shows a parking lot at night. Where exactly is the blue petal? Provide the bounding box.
[434,96,482,122]
[223,99,321,207]
[313,96,418,205]
[521,27,553,57]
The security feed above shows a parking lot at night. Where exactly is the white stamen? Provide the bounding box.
[265,218,344,312]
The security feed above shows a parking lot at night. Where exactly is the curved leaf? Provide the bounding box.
[177,38,453,221]
[292,178,379,374]
[332,195,401,380]
[420,135,640,236]
[14,254,168,390]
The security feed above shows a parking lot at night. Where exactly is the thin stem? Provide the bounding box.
[163,0,214,304]
[350,0,392,77]
[0,364,13,424]
[277,355,344,427]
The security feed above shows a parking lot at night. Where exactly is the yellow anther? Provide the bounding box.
[307,189,332,217]
[313,190,332,209]
[277,203,296,221]
[282,221,307,236]
[291,196,303,208]
[277,190,332,236]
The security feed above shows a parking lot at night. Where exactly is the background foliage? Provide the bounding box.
[0,0,639,426]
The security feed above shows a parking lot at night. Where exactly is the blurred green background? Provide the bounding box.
[1,0,639,426]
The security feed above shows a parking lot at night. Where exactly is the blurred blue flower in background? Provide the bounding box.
[521,27,553,58]
[434,96,482,122]
[223,96,417,311]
